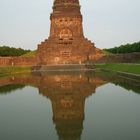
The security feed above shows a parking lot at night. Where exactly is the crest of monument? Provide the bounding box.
[37,0,102,65]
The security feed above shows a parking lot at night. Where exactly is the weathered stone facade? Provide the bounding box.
[0,52,140,66]
[93,52,140,63]
[0,56,37,66]
[37,0,102,65]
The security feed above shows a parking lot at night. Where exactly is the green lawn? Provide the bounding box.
[95,63,140,75]
[0,66,32,76]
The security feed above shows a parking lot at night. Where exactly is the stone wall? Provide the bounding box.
[0,57,11,66]
[0,56,37,66]
[13,56,38,66]
[93,52,140,63]
[0,52,140,66]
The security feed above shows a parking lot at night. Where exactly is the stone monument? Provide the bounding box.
[37,0,102,65]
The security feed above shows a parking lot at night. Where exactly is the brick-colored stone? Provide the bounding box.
[37,0,102,65]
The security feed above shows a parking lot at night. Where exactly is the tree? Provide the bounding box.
[0,46,31,56]
[104,41,140,54]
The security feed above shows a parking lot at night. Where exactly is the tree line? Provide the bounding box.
[0,46,31,56]
[104,41,140,54]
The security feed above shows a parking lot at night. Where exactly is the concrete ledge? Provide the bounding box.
[101,69,140,82]
[32,64,95,71]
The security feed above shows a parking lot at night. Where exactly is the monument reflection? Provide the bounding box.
[0,71,139,140]
[35,72,106,140]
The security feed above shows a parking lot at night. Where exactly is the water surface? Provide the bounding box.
[0,71,140,140]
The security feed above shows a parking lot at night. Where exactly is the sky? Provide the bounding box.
[0,0,140,50]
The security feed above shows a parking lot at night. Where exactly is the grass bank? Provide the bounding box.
[95,63,140,75]
[0,66,32,77]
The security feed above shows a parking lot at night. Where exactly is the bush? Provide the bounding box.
[104,41,140,54]
[0,46,31,56]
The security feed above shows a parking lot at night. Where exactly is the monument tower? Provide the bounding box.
[37,0,101,64]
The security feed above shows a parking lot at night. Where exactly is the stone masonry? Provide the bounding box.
[37,0,102,65]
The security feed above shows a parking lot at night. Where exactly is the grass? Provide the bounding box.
[22,50,37,57]
[0,66,32,77]
[0,63,140,77]
[95,63,140,75]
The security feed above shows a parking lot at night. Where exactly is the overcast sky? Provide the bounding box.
[0,0,140,50]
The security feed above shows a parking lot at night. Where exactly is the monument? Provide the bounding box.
[37,0,102,65]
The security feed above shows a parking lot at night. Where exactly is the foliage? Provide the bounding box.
[22,50,37,57]
[104,41,140,54]
[102,50,112,55]
[0,46,31,56]
[135,60,140,63]
[115,82,140,94]
[0,84,25,94]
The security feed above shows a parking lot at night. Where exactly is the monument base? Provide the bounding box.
[37,37,102,65]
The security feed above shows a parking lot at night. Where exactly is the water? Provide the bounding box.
[0,71,140,140]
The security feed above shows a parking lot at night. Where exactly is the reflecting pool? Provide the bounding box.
[0,71,140,140]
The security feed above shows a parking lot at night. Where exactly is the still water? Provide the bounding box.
[0,71,140,140]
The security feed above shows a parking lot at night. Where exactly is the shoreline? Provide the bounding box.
[0,63,140,79]
[0,66,32,77]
